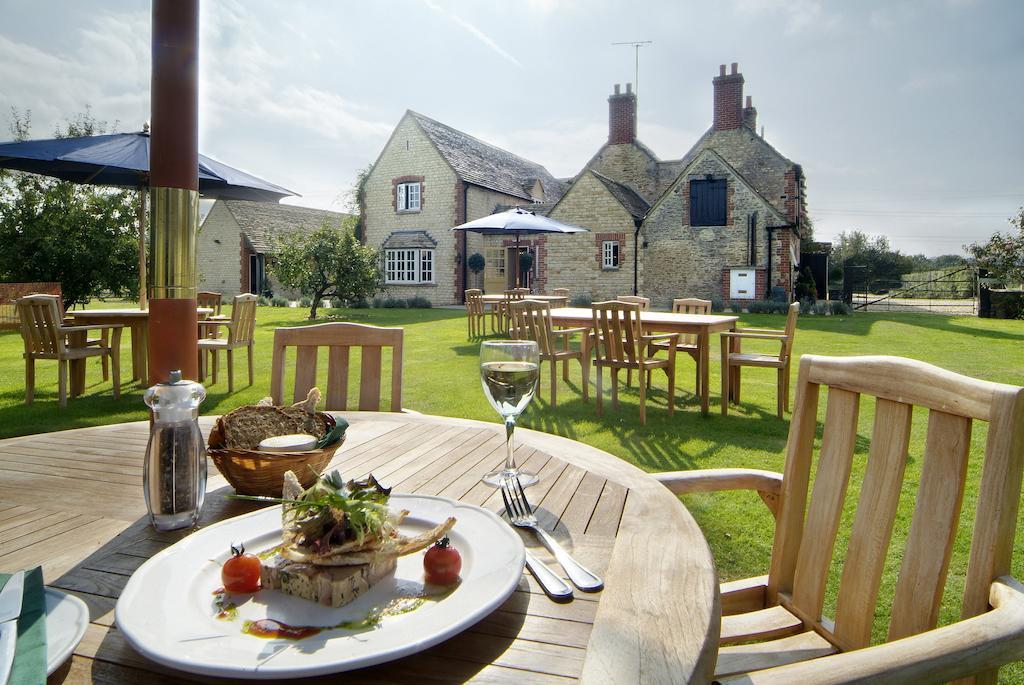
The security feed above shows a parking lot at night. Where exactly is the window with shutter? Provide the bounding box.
[396,183,406,211]
[689,179,727,226]
[396,181,422,212]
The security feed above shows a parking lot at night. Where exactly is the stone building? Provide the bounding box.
[361,63,806,306]
[198,199,350,298]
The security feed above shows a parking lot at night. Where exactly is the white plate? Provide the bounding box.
[45,588,89,675]
[116,494,525,679]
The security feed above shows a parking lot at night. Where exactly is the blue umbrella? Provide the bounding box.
[0,130,295,201]
[0,130,297,306]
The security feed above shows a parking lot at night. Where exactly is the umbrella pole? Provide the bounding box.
[514,233,520,288]
[137,188,148,310]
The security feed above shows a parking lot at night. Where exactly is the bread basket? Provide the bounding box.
[207,412,346,497]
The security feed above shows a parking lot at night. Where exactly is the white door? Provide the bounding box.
[730,268,756,300]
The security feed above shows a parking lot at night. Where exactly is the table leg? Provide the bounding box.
[699,331,709,416]
[730,331,741,403]
[127,323,142,382]
[68,330,86,397]
[138,321,149,384]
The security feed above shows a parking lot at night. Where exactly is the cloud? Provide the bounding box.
[421,0,523,68]
[731,0,841,35]
[902,69,965,92]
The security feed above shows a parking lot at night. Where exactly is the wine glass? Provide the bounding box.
[480,340,540,488]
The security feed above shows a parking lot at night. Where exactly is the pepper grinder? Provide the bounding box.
[143,370,207,531]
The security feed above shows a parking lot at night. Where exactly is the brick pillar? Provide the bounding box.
[713,63,744,131]
[608,83,637,144]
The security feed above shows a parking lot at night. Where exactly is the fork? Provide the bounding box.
[500,476,604,591]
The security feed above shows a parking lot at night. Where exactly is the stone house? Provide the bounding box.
[198,199,350,298]
[361,63,806,306]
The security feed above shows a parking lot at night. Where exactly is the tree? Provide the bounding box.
[269,217,383,319]
[966,207,1024,286]
[0,108,139,309]
[831,230,915,286]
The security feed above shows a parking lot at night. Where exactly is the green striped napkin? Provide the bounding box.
[0,567,46,685]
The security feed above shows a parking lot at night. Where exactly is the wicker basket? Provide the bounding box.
[208,412,345,497]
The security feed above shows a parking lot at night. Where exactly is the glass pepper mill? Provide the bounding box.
[143,370,208,531]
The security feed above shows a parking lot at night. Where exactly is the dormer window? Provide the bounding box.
[396,181,421,212]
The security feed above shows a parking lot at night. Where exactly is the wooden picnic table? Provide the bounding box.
[480,294,568,308]
[65,308,214,386]
[0,412,719,684]
[548,307,740,416]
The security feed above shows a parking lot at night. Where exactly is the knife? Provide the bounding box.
[0,571,24,685]
[524,551,573,600]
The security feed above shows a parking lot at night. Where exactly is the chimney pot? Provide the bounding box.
[614,83,620,95]
[719,64,726,77]
[626,82,632,94]
[731,62,738,75]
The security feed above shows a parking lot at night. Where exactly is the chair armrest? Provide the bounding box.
[551,326,589,337]
[654,468,782,496]
[738,327,788,335]
[59,324,123,334]
[721,331,788,341]
[199,320,233,329]
[642,333,679,344]
[728,576,1024,685]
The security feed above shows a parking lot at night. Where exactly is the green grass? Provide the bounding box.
[3,304,1024,681]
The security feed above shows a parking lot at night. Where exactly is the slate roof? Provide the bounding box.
[382,230,437,250]
[222,200,350,254]
[590,171,650,219]
[408,111,567,204]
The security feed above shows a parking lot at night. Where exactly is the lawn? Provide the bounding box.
[2,303,1023,681]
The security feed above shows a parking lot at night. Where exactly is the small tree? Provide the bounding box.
[269,217,383,319]
[967,207,1024,287]
[467,252,485,275]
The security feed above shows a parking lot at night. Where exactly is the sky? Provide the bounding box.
[1,0,1021,257]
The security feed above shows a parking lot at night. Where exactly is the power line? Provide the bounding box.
[814,209,1007,218]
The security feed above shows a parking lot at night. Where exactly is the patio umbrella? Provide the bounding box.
[0,130,296,307]
[451,206,588,287]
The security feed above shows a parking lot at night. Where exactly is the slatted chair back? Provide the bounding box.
[551,288,570,299]
[591,301,644,367]
[16,295,65,358]
[780,301,800,361]
[672,298,712,347]
[227,294,258,345]
[197,291,222,316]
[465,289,484,317]
[270,322,404,412]
[616,295,650,310]
[767,354,1024,659]
[508,300,555,355]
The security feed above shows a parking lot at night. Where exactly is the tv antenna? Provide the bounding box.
[611,40,652,94]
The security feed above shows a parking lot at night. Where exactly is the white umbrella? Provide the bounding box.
[451,207,588,287]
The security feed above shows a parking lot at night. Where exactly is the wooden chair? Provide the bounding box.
[654,355,1024,683]
[16,295,122,407]
[508,299,589,407]
[551,287,570,299]
[198,293,257,392]
[647,298,712,398]
[464,289,488,338]
[590,301,677,425]
[616,294,650,309]
[721,301,799,418]
[270,322,404,411]
[196,291,223,317]
[493,289,527,335]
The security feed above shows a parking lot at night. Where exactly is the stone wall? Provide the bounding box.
[546,172,638,301]
[363,115,459,306]
[586,143,663,203]
[197,200,243,297]
[641,150,786,307]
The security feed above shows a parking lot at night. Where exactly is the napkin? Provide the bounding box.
[0,567,46,685]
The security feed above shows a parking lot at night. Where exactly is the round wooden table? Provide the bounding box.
[0,412,719,683]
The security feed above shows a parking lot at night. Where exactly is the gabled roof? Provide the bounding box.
[590,171,650,220]
[408,111,567,203]
[221,200,350,254]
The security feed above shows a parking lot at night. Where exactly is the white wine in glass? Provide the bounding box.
[480,340,540,487]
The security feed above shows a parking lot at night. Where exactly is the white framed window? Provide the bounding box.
[396,182,421,212]
[602,240,620,269]
[385,248,435,284]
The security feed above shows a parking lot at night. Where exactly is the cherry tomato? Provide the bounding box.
[222,543,261,593]
[424,537,462,585]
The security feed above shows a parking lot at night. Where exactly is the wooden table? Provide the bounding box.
[0,412,719,684]
[67,308,214,385]
[549,307,739,416]
[480,294,569,309]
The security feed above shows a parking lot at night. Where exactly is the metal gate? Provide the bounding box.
[844,264,978,315]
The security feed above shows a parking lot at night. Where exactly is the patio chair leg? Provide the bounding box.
[563,359,569,382]
[211,350,218,384]
[550,359,557,408]
[111,328,121,400]
[595,366,603,416]
[581,355,589,402]
[58,359,68,408]
[25,357,34,404]
[227,349,235,393]
[248,344,254,387]
[101,329,109,381]
[611,369,619,409]
[638,371,647,425]
[667,366,676,417]
[721,335,730,416]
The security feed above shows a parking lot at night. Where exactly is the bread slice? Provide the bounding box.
[261,550,398,608]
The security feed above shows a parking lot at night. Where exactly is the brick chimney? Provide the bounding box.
[608,82,637,145]
[743,95,757,131]
[713,63,744,131]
